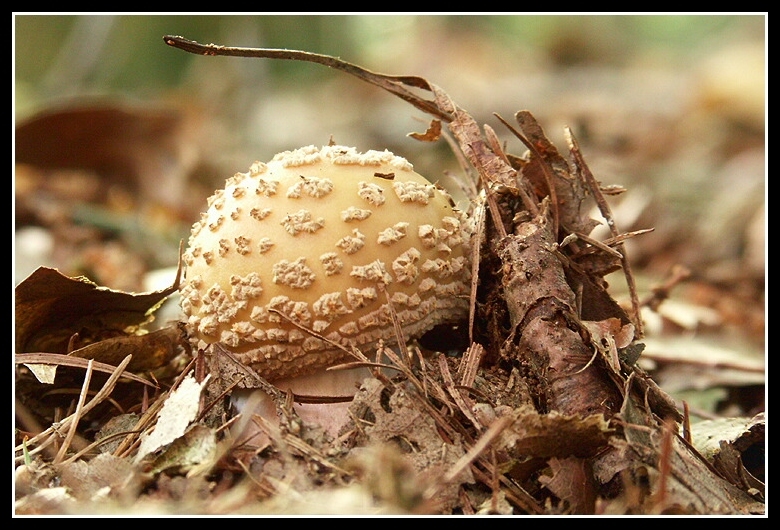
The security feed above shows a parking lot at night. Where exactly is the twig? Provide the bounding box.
[495,112,559,238]
[640,264,691,310]
[163,35,452,122]
[435,415,512,489]
[571,231,624,259]
[565,127,644,337]
[437,354,482,430]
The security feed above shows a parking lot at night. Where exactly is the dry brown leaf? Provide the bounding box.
[66,327,182,373]
[58,453,140,502]
[350,377,472,513]
[15,102,200,215]
[15,266,180,361]
[539,456,597,514]
[408,119,442,142]
[499,405,613,459]
[145,424,218,477]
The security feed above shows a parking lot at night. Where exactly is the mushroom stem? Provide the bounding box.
[231,366,374,439]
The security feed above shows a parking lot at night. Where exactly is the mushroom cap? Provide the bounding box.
[180,145,472,381]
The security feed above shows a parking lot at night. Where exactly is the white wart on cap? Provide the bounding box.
[180,145,472,381]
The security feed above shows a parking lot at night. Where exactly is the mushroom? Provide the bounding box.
[180,144,473,431]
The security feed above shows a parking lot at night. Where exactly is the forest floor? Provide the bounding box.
[14,25,765,516]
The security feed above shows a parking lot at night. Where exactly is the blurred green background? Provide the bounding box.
[15,14,765,158]
[16,15,762,97]
[14,14,765,283]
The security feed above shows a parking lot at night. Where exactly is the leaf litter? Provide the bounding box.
[13,36,765,516]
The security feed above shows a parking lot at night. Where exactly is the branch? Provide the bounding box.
[163,35,453,121]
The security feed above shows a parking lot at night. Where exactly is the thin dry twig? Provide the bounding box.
[565,127,643,337]
[436,415,513,490]
[14,355,134,463]
[640,264,692,310]
[437,354,482,430]
[494,112,560,238]
[570,231,625,259]
[163,35,452,122]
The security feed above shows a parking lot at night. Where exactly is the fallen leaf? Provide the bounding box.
[135,374,206,462]
[58,453,140,502]
[539,456,596,514]
[15,266,180,355]
[499,405,613,459]
[24,363,57,385]
[66,326,182,373]
[146,424,218,477]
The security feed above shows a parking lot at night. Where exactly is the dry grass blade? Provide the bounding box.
[14,355,133,464]
[15,352,155,386]
[53,359,94,464]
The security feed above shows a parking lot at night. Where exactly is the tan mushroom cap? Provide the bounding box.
[180,144,473,381]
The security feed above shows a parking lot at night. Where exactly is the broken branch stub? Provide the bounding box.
[431,84,623,418]
[498,210,622,418]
